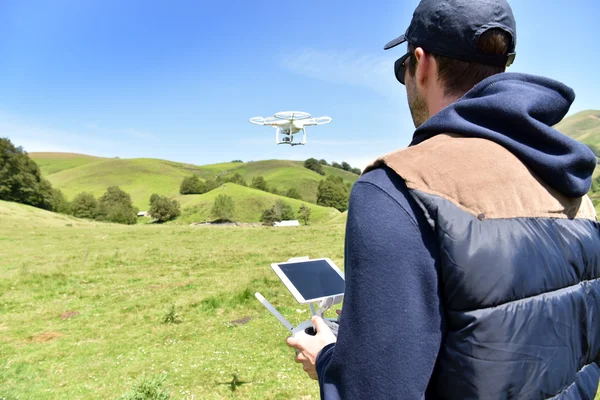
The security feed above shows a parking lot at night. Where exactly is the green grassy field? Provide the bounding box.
[174,184,339,225]
[555,110,600,154]
[0,200,346,399]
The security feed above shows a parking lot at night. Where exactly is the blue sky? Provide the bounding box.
[1,0,599,170]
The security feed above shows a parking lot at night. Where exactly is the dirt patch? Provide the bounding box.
[30,331,61,343]
[589,115,600,121]
[61,311,79,320]
[148,280,193,290]
[230,316,252,326]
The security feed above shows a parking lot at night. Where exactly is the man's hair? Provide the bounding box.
[407,29,511,97]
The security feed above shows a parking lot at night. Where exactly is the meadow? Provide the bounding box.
[0,201,345,399]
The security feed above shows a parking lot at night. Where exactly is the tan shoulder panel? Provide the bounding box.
[365,134,597,221]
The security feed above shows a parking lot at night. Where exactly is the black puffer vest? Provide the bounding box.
[365,134,600,399]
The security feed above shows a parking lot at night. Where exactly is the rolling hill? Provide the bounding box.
[29,153,359,210]
[0,199,98,229]
[555,110,600,156]
[555,110,600,212]
[174,183,339,224]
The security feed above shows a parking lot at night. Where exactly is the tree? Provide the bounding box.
[251,176,269,191]
[51,188,70,214]
[270,187,279,195]
[180,175,204,195]
[97,186,138,224]
[304,158,325,175]
[319,159,329,166]
[225,173,246,186]
[212,194,235,222]
[71,192,99,219]
[298,204,311,225]
[273,199,295,221]
[331,162,342,169]
[260,200,294,225]
[317,175,350,212]
[149,194,180,223]
[0,137,54,210]
[285,187,302,200]
[341,161,352,171]
[260,208,278,226]
[351,167,362,175]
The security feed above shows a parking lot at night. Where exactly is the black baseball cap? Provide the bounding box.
[384,0,517,67]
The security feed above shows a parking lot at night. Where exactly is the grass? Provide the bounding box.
[1,196,600,398]
[29,154,359,211]
[174,184,339,224]
[29,153,106,175]
[0,200,346,399]
[555,110,600,155]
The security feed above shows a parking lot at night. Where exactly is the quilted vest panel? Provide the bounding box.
[365,134,600,399]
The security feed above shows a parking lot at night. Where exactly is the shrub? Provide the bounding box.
[260,200,294,225]
[118,374,170,400]
[51,188,71,214]
[211,194,235,222]
[298,204,311,225]
[97,186,138,224]
[285,188,302,200]
[224,173,246,186]
[71,192,99,219]
[149,194,180,223]
[318,159,328,165]
[304,158,325,175]
[179,175,204,195]
[250,176,268,191]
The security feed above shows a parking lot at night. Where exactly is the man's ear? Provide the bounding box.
[413,47,429,88]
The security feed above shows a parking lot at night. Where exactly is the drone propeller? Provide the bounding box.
[274,111,311,121]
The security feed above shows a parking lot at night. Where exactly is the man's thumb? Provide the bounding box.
[312,316,328,333]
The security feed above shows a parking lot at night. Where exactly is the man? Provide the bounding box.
[286,0,600,398]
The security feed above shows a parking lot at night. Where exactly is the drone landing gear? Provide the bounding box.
[276,128,306,146]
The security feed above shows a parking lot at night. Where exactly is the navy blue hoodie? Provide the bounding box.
[314,73,597,399]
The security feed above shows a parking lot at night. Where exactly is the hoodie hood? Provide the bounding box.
[412,72,597,198]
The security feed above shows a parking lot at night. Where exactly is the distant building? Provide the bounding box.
[273,220,300,227]
[137,211,149,217]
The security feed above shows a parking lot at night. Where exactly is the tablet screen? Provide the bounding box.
[276,259,344,301]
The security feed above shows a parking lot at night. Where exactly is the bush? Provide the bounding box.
[51,188,70,214]
[298,204,311,225]
[212,194,235,222]
[351,167,362,175]
[304,158,325,175]
[118,374,170,400]
[317,176,350,212]
[285,188,302,200]
[0,137,54,210]
[149,194,180,223]
[260,200,294,225]
[71,192,99,219]
[251,176,268,192]
[179,175,204,195]
[224,173,246,186]
[319,159,328,165]
[97,186,138,224]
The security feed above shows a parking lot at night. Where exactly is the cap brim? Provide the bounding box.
[383,34,407,50]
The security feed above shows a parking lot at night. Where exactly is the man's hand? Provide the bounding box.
[286,316,337,380]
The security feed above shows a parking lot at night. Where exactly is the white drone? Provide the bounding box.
[249,111,332,146]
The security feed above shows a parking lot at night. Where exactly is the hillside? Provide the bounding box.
[555,110,600,156]
[29,153,359,209]
[174,183,340,224]
[0,200,98,229]
[555,110,600,213]
[29,152,107,175]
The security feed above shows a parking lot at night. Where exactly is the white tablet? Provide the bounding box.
[271,258,345,304]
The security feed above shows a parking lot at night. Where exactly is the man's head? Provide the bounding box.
[385,0,516,127]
